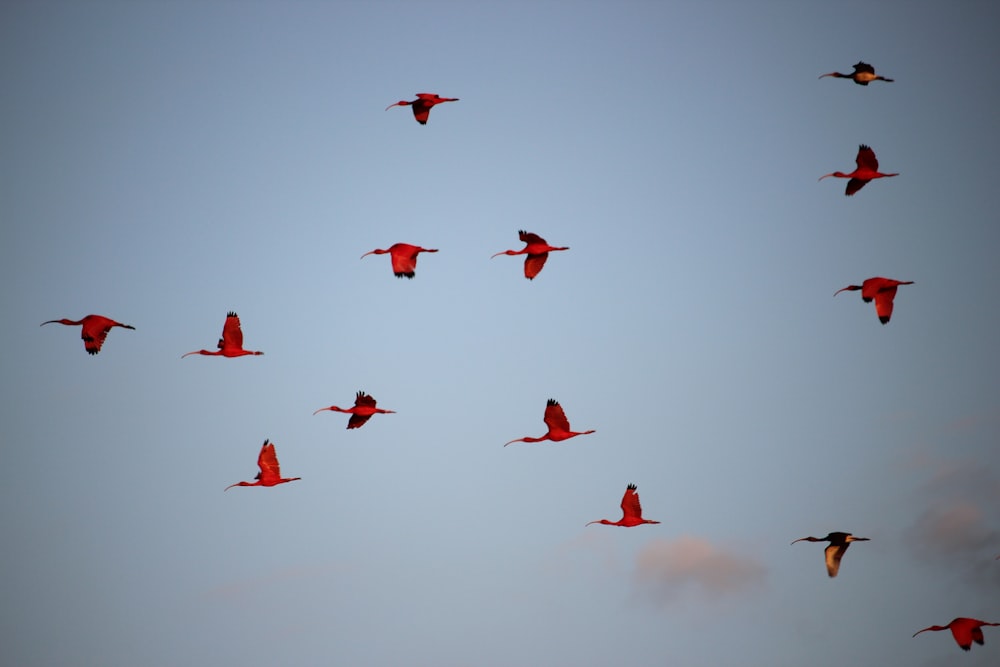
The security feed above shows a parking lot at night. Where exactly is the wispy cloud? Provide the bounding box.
[903,456,1000,590]
[205,560,355,601]
[907,502,997,557]
[632,535,767,606]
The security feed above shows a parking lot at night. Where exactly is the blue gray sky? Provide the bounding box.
[2,2,999,666]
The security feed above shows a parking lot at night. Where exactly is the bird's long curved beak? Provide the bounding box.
[490,251,506,259]
[40,320,58,326]
[818,173,835,181]
[313,407,331,415]
[832,287,852,297]
[360,251,375,259]
[224,484,238,492]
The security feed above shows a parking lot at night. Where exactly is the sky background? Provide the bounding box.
[2,2,999,666]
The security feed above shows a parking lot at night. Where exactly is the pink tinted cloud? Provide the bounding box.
[633,535,766,604]
[903,458,1000,590]
[908,502,997,558]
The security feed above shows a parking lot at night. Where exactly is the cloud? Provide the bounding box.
[903,457,1000,590]
[205,560,354,601]
[907,502,997,558]
[632,535,767,605]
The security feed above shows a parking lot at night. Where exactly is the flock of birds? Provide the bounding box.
[38,62,997,656]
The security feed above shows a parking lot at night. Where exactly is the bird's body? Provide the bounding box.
[819,61,894,86]
[835,277,913,324]
[225,440,300,491]
[503,398,595,446]
[587,484,660,527]
[361,243,438,279]
[41,314,135,355]
[385,93,458,124]
[791,532,869,578]
[314,391,396,429]
[819,144,898,196]
[491,230,569,280]
[183,312,263,358]
[912,618,1000,651]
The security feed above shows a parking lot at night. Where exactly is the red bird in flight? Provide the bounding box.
[361,243,438,279]
[314,391,396,429]
[41,314,135,355]
[183,312,263,358]
[492,230,569,280]
[819,144,898,196]
[504,399,595,447]
[791,532,869,578]
[225,440,301,491]
[835,277,913,324]
[912,618,1000,652]
[819,61,894,86]
[587,484,660,527]
[385,93,459,125]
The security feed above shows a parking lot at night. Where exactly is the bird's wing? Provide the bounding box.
[971,626,985,646]
[415,93,439,101]
[222,312,244,349]
[845,178,868,196]
[621,486,643,521]
[853,62,875,74]
[347,413,373,429]
[390,250,418,276]
[951,624,973,650]
[543,400,571,432]
[257,441,281,483]
[873,286,898,323]
[411,103,431,124]
[524,253,549,279]
[355,392,376,409]
[82,319,112,355]
[825,543,848,577]
[519,231,546,245]
[856,145,879,172]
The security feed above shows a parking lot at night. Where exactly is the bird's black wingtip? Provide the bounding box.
[879,316,891,324]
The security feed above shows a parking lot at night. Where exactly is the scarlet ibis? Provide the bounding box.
[791,532,869,578]
[182,312,263,358]
[491,230,569,280]
[503,398,595,447]
[819,144,898,196]
[385,93,458,125]
[41,314,135,355]
[912,618,1000,652]
[361,243,438,279]
[586,484,660,527]
[819,61,894,85]
[834,277,913,325]
[313,391,396,429]
[225,440,300,491]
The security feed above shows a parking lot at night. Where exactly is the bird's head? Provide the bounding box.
[833,285,862,297]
